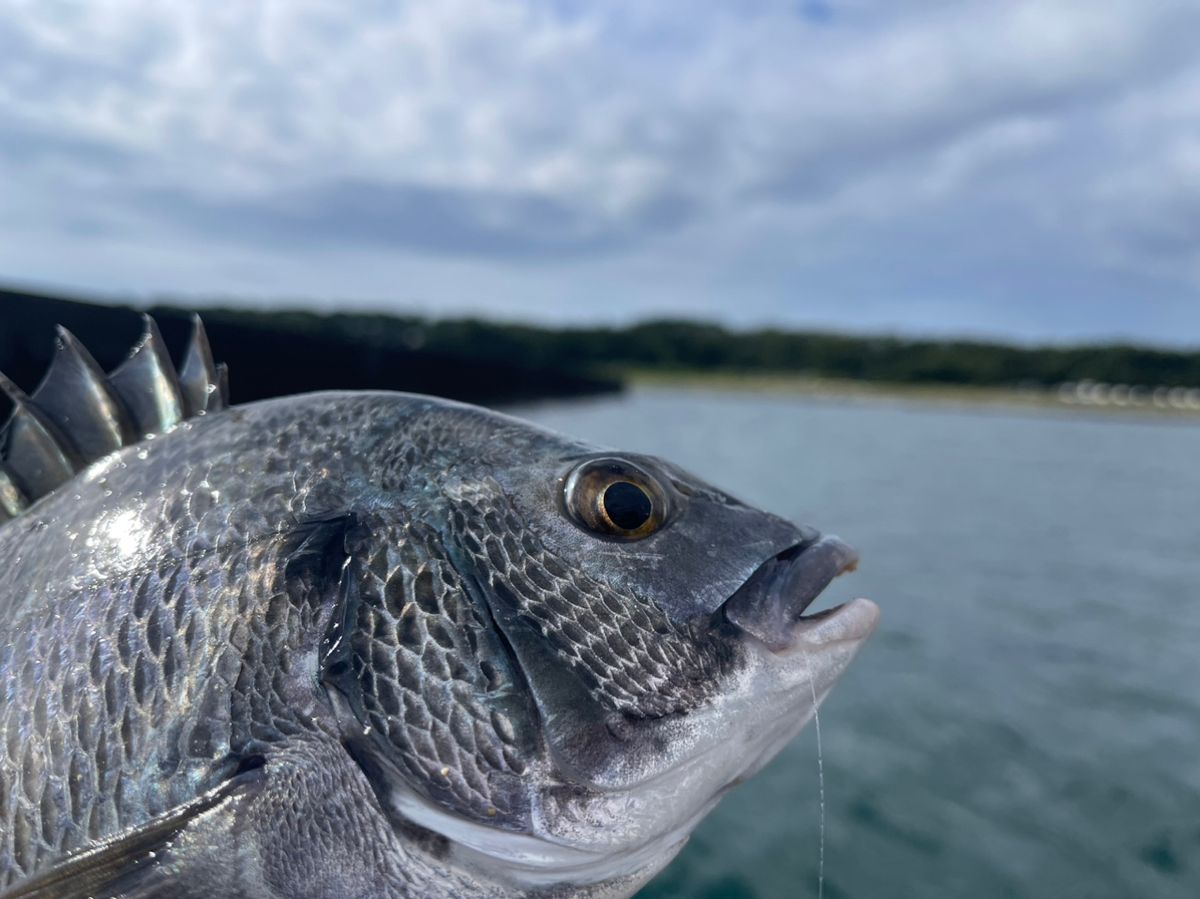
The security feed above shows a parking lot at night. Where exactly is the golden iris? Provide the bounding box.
[563,458,668,539]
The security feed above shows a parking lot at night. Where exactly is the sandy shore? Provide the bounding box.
[623,369,1200,420]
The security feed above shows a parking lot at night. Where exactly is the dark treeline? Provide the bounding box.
[3,288,1199,406]
[0,288,618,409]
[397,319,1200,388]
[211,311,1200,389]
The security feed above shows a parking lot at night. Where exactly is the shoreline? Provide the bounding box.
[623,369,1200,420]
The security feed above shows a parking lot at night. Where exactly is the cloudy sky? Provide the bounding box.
[1,1,1198,344]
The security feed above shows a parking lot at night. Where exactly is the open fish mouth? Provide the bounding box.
[722,534,869,652]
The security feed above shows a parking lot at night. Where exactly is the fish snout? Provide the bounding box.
[721,535,866,652]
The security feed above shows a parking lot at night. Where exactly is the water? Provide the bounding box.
[513,388,1200,899]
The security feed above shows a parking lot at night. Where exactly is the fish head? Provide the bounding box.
[333,407,878,893]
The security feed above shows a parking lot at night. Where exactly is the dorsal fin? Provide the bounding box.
[179,315,228,414]
[110,315,186,436]
[0,372,80,500]
[0,316,229,522]
[32,327,135,459]
[213,362,230,412]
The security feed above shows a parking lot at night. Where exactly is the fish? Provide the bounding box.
[0,317,879,899]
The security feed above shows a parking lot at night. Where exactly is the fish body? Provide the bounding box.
[0,321,877,898]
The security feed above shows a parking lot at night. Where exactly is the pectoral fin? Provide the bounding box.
[2,764,265,899]
[4,737,412,899]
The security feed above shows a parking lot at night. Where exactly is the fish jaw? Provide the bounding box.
[727,596,880,783]
[526,594,878,834]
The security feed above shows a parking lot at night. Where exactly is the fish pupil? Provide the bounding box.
[602,481,652,531]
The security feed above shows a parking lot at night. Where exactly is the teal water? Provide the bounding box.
[514,388,1200,899]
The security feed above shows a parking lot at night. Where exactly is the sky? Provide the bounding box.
[0,0,1198,345]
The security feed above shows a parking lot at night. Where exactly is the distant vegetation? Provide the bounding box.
[190,304,1200,390]
[379,318,1200,389]
[0,288,618,409]
[3,287,1199,416]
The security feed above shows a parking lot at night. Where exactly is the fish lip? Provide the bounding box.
[782,596,880,649]
[720,535,865,653]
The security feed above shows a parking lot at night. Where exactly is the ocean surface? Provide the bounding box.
[513,387,1200,899]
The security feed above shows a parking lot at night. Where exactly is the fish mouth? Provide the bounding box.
[721,534,870,652]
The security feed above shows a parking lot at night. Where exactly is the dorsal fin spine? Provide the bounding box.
[110,315,187,436]
[214,363,230,411]
[0,374,80,500]
[0,315,228,522]
[32,327,134,461]
[0,371,29,407]
[179,315,222,415]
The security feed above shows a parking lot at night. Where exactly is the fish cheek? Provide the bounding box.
[319,514,535,828]
[447,479,733,721]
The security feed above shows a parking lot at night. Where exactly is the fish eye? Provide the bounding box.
[564,457,668,539]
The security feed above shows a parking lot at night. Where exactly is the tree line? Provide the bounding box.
[4,288,1198,404]
[227,312,1200,389]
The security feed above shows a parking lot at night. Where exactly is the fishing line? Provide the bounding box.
[807,660,826,899]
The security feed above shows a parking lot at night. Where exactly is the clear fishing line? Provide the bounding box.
[808,661,826,899]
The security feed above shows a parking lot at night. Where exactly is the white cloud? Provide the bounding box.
[0,0,1198,341]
